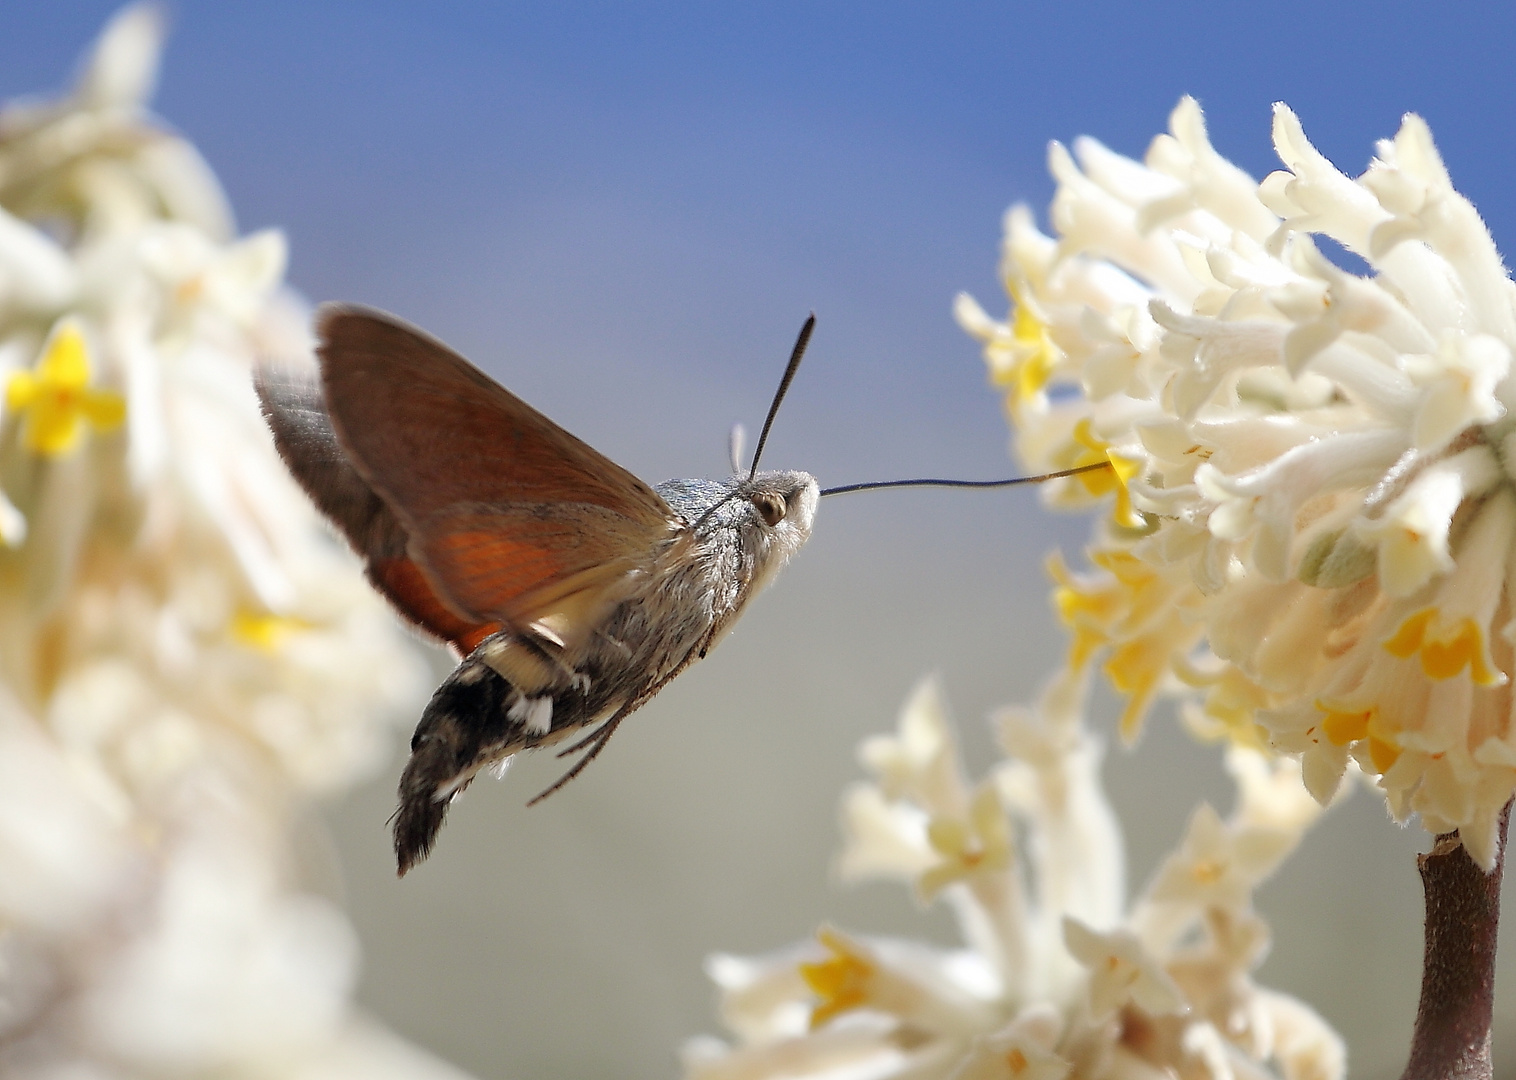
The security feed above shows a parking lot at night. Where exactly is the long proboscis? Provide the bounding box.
[820,460,1113,497]
[710,312,1113,517]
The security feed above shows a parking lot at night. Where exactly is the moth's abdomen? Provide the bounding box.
[395,660,513,874]
[393,642,606,875]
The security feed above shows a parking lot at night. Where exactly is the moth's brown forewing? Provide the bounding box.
[315,308,680,640]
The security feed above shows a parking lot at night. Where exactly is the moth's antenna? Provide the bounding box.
[820,460,1113,497]
[748,314,815,479]
[728,423,747,475]
[686,315,815,536]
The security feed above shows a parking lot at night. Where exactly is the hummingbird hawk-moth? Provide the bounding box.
[258,306,819,874]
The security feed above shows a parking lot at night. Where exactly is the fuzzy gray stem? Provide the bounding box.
[1399,800,1511,1080]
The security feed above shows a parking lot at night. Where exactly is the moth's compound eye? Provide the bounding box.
[751,492,786,526]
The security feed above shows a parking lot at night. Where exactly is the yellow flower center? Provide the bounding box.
[1316,704,1402,773]
[917,785,1012,899]
[1047,553,1122,668]
[1047,550,1194,742]
[1383,608,1502,685]
[1367,736,1401,773]
[799,928,874,1029]
[231,610,310,652]
[1104,636,1167,742]
[1007,1048,1030,1075]
[6,321,126,456]
[175,275,206,305]
[1191,858,1226,885]
[1320,708,1370,745]
[1073,420,1143,528]
[989,287,1059,407]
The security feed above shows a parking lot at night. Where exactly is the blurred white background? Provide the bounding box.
[10,3,1516,1077]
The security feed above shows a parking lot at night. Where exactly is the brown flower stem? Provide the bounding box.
[1399,800,1512,1080]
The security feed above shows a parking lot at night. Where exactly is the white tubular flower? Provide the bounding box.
[0,9,459,1078]
[1137,799,1302,956]
[961,96,1516,866]
[685,674,1340,1080]
[1061,919,1183,1019]
[843,678,1031,987]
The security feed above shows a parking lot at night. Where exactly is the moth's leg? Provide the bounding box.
[526,702,636,806]
[524,645,703,805]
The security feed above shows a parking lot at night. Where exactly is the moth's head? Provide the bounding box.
[736,469,818,561]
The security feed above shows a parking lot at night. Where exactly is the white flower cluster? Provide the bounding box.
[684,672,1341,1080]
[958,98,1516,867]
[0,9,461,1076]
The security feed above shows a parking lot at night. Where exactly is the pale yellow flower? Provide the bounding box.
[961,97,1516,865]
[1145,803,1297,914]
[0,10,451,1077]
[1061,918,1184,1019]
[919,782,1015,901]
[687,674,1340,1080]
[949,1014,1071,1080]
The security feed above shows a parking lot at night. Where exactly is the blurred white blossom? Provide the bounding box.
[683,671,1341,1080]
[959,97,1516,867]
[0,8,464,1077]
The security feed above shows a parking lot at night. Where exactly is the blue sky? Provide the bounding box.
[18,3,1516,496]
[8,4,1516,1078]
